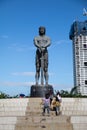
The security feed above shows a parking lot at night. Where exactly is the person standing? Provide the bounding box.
[51,92,62,116]
[55,92,62,115]
[42,93,50,116]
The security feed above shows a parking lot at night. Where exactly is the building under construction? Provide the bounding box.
[69,20,87,95]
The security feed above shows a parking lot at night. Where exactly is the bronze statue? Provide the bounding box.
[34,26,51,85]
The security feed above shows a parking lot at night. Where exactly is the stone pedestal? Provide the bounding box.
[30,84,54,97]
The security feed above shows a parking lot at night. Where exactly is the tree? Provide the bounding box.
[0,92,9,99]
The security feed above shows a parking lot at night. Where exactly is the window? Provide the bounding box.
[85,80,87,85]
[76,42,78,44]
[77,65,80,68]
[83,27,86,30]
[76,52,79,55]
[84,62,87,66]
[83,44,87,48]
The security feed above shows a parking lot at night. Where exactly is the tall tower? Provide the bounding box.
[69,20,87,95]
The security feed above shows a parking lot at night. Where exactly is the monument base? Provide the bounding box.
[30,84,54,97]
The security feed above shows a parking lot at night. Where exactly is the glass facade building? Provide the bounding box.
[69,20,87,95]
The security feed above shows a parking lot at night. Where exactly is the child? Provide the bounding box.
[42,93,50,116]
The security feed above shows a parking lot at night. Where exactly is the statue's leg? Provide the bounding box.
[35,62,40,85]
[44,52,48,85]
[35,50,40,85]
[35,70,40,85]
[44,70,48,85]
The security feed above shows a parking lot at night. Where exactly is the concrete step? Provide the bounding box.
[62,110,87,116]
[0,115,72,130]
[15,115,72,130]
[0,115,69,124]
[0,125,15,130]
[71,116,87,130]
[16,115,70,123]
[15,123,73,130]
[0,98,87,130]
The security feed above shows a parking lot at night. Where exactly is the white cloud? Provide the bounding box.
[0,81,35,87]
[11,72,54,76]
[50,40,70,49]
[55,40,70,44]
[0,80,73,92]
[0,81,73,90]
[53,83,73,91]
[11,72,35,76]
[8,43,35,52]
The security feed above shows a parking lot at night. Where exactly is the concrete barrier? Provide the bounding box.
[61,98,87,116]
[0,98,87,130]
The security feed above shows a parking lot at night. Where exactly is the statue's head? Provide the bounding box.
[39,26,46,36]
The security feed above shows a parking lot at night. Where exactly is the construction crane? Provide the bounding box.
[83,8,87,16]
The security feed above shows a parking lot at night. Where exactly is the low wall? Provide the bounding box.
[0,98,87,130]
[61,98,87,116]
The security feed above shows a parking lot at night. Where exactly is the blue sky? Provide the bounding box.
[0,0,87,96]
